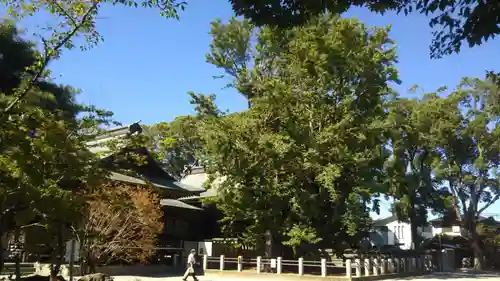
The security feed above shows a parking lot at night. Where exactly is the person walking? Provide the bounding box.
[182,249,199,281]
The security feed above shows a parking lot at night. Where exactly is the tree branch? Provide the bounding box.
[0,1,99,120]
[478,193,500,215]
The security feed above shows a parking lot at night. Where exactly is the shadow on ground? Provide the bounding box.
[398,272,500,279]
[107,269,206,278]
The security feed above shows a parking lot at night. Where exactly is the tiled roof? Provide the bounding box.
[373,215,398,226]
[160,199,203,210]
[178,188,217,201]
[108,172,183,190]
[108,172,202,210]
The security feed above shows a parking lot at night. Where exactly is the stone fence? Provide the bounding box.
[202,255,433,278]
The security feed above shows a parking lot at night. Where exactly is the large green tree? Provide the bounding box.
[146,115,205,177]
[195,14,398,255]
[144,92,221,177]
[430,77,499,269]
[229,0,499,58]
[383,91,450,249]
[0,23,113,278]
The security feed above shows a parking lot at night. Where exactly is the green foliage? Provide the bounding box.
[431,77,499,223]
[0,22,114,273]
[195,14,399,253]
[383,92,450,247]
[207,18,254,105]
[229,0,499,58]
[146,115,206,177]
[423,77,499,268]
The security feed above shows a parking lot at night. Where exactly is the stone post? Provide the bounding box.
[277,257,282,274]
[346,259,352,278]
[380,259,386,275]
[257,256,262,273]
[364,258,371,276]
[355,259,361,277]
[373,258,379,276]
[298,257,304,276]
[387,258,393,273]
[203,255,208,271]
[237,256,243,272]
[321,258,327,277]
[220,255,225,271]
[173,254,178,267]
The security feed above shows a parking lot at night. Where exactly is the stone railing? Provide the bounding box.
[202,255,433,278]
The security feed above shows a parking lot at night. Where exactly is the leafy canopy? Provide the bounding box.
[0,22,114,269]
[229,0,499,58]
[194,14,399,253]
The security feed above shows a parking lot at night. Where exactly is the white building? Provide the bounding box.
[428,217,462,237]
[370,215,433,250]
[370,214,500,250]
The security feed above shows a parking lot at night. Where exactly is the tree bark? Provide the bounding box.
[14,250,20,281]
[88,254,96,274]
[470,226,485,270]
[410,218,419,250]
[0,231,4,274]
[13,228,22,281]
[50,224,64,281]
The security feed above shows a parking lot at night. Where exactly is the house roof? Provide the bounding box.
[88,123,205,211]
[430,215,499,225]
[86,123,143,154]
[108,172,184,191]
[373,215,399,226]
[178,188,217,201]
[109,172,202,210]
[160,199,203,210]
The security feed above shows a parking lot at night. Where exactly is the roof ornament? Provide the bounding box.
[182,165,193,178]
[128,120,143,136]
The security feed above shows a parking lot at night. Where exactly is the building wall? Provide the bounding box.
[432,225,462,236]
[180,172,207,189]
[197,241,213,256]
[373,220,434,250]
[386,220,412,249]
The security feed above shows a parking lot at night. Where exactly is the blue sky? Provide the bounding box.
[13,0,500,218]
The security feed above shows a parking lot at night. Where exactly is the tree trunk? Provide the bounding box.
[410,219,419,250]
[14,251,21,281]
[69,239,75,281]
[0,232,4,274]
[87,254,96,274]
[409,198,420,250]
[50,225,64,281]
[79,254,87,276]
[471,228,485,270]
[14,229,21,281]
